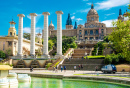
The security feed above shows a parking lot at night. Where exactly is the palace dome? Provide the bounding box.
[87,9,98,16]
[49,21,54,26]
[87,3,98,16]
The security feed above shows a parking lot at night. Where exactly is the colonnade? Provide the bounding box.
[17,11,63,59]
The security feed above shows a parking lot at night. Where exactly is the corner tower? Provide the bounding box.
[118,9,124,21]
[8,19,16,37]
[66,13,73,29]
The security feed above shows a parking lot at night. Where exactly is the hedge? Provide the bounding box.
[87,56,105,59]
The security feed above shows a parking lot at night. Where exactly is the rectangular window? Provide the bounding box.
[3,42,5,50]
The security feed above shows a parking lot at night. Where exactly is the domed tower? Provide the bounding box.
[8,19,16,37]
[118,9,124,21]
[49,20,54,30]
[36,32,42,45]
[66,13,73,29]
[87,3,99,23]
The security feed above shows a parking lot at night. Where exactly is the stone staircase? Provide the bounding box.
[72,49,91,58]
[59,58,104,71]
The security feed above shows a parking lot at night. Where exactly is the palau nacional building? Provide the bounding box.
[45,3,125,42]
[0,3,126,56]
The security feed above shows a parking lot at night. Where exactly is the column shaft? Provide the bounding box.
[17,16,23,56]
[43,15,48,55]
[57,14,62,55]
[30,16,36,55]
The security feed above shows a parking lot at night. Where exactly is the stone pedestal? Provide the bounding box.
[55,11,63,59]
[42,12,50,59]
[17,14,25,57]
[30,13,37,56]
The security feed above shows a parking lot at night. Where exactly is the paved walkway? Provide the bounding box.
[10,70,130,77]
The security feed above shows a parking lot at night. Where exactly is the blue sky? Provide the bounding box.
[0,0,129,35]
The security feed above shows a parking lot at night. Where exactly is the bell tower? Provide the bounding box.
[8,18,16,37]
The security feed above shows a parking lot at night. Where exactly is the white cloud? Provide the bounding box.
[23,27,42,33]
[80,8,90,12]
[71,16,75,19]
[105,13,115,16]
[27,15,31,19]
[23,27,31,33]
[27,13,42,23]
[96,0,129,10]
[86,3,91,5]
[102,19,117,27]
[76,18,83,21]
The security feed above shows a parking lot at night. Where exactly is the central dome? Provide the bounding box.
[87,9,98,16]
[87,3,98,16]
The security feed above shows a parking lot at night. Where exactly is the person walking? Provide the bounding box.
[31,66,33,72]
[61,66,63,72]
[82,56,84,60]
[55,65,58,73]
[30,66,32,72]
[81,64,83,70]
[64,66,66,72]
[74,66,76,72]
[53,66,55,72]
[78,64,81,71]
[95,66,98,72]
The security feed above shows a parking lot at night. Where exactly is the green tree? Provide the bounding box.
[23,33,30,40]
[48,40,54,50]
[108,4,130,62]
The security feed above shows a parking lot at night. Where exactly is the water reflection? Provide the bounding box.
[18,77,129,88]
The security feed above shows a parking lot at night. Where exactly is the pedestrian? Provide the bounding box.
[64,66,66,72]
[78,64,80,70]
[53,66,55,72]
[61,66,63,72]
[81,64,83,70]
[31,66,33,72]
[95,66,98,72]
[55,65,58,73]
[30,66,32,72]
[82,56,84,60]
[74,66,76,72]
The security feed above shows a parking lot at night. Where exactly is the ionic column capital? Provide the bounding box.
[17,14,25,17]
[42,12,50,15]
[29,13,37,16]
[56,11,63,14]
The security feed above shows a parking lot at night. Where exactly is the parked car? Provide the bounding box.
[101,64,117,74]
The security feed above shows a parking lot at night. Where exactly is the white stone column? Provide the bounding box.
[55,11,63,59]
[17,14,25,57]
[42,12,50,58]
[30,13,37,56]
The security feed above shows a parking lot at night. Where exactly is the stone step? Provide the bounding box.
[72,53,85,56]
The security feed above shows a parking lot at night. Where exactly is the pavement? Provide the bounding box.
[10,70,130,77]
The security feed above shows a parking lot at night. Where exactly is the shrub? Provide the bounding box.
[87,56,105,59]
[46,63,52,69]
[105,55,112,64]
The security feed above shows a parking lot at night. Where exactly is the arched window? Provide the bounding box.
[10,32,12,36]
[85,31,88,35]
[90,37,93,40]
[79,30,82,35]
[101,29,104,34]
[85,37,88,40]
[90,30,93,35]
[96,30,98,35]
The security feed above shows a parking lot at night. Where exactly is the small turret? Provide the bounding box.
[74,21,77,29]
[8,18,16,37]
[118,9,124,21]
[91,3,94,9]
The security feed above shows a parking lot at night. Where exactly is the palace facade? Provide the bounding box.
[45,3,125,43]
